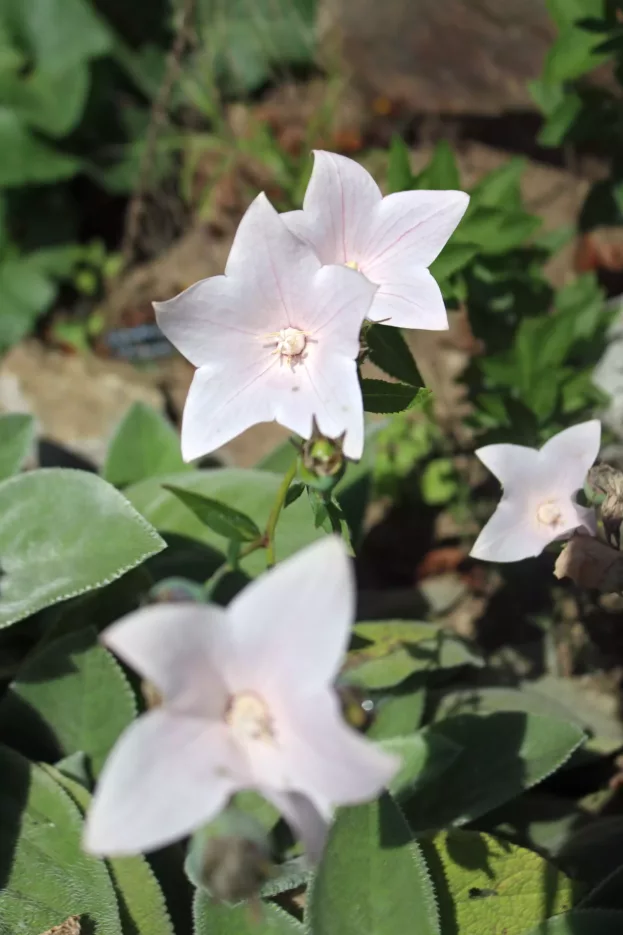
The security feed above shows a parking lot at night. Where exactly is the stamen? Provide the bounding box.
[536,501,563,527]
[226,692,274,744]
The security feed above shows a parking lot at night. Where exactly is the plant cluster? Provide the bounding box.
[0,141,622,935]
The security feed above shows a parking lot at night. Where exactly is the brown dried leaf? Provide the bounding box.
[554,535,623,593]
[39,917,81,935]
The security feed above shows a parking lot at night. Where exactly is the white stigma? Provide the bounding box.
[536,500,563,527]
[226,691,274,744]
[276,327,307,358]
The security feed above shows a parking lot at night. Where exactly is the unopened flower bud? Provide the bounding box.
[185,808,273,904]
[299,420,346,492]
[147,577,206,605]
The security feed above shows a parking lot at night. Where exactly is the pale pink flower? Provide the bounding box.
[84,537,399,861]
[154,193,376,462]
[470,420,601,563]
[282,150,469,330]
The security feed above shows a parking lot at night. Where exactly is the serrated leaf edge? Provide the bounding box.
[44,762,176,935]
[0,468,166,629]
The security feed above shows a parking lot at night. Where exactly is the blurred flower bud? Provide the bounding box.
[185,808,273,904]
[555,532,623,592]
[586,464,623,549]
[298,419,346,492]
[147,577,206,605]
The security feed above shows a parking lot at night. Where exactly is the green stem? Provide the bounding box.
[265,459,298,567]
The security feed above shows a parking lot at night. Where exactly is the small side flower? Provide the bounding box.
[470,420,601,563]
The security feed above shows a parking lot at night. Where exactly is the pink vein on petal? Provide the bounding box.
[207,356,279,418]
[337,160,348,264]
[267,244,291,328]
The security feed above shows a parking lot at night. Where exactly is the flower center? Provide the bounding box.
[536,500,563,527]
[275,327,307,359]
[345,260,359,270]
[226,691,274,744]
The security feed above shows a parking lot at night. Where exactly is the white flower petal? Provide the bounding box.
[294,354,364,460]
[539,420,601,497]
[470,498,556,562]
[263,789,330,863]
[154,276,260,369]
[85,711,244,856]
[368,266,449,330]
[180,358,279,461]
[280,691,399,808]
[227,537,354,694]
[475,443,541,491]
[305,263,377,352]
[282,151,382,264]
[102,604,229,716]
[225,192,320,317]
[363,189,469,273]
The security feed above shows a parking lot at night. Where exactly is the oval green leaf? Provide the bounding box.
[361,378,424,414]
[163,484,261,542]
[407,712,585,831]
[0,469,166,628]
[44,764,175,935]
[0,413,35,480]
[306,793,439,935]
[0,745,122,933]
[103,402,191,488]
[422,829,574,935]
[194,894,303,935]
[126,469,322,576]
[7,627,137,775]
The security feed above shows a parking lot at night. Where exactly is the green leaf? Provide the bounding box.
[7,627,136,775]
[546,0,598,29]
[387,135,413,193]
[127,468,321,577]
[103,403,190,488]
[538,92,583,146]
[544,26,607,82]
[367,689,426,740]
[0,412,34,480]
[43,764,176,935]
[413,140,460,190]
[365,325,423,386]
[470,158,525,209]
[407,712,585,831]
[0,469,166,628]
[0,107,80,186]
[0,254,57,351]
[456,206,540,254]
[0,745,122,933]
[194,894,302,934]
[361,378,423,414]
[520,910,623,935]
[284,481,305,507]
[422,829,574,935]
[195,0,316,95]
[0,62,90,137]
[163,484,262,542]
[306,793,440,935]
[3,0,112,73]
[382,728,462,799]
[429,243,478,282]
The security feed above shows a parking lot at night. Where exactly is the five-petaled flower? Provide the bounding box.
[155,193,377,462]
[470,420,601,563]
[84,537,399,862]
[282,150,469,330]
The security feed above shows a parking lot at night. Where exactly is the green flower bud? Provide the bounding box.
[298,420,346,492]
[185,808,273,904]
[147,577,206,605]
